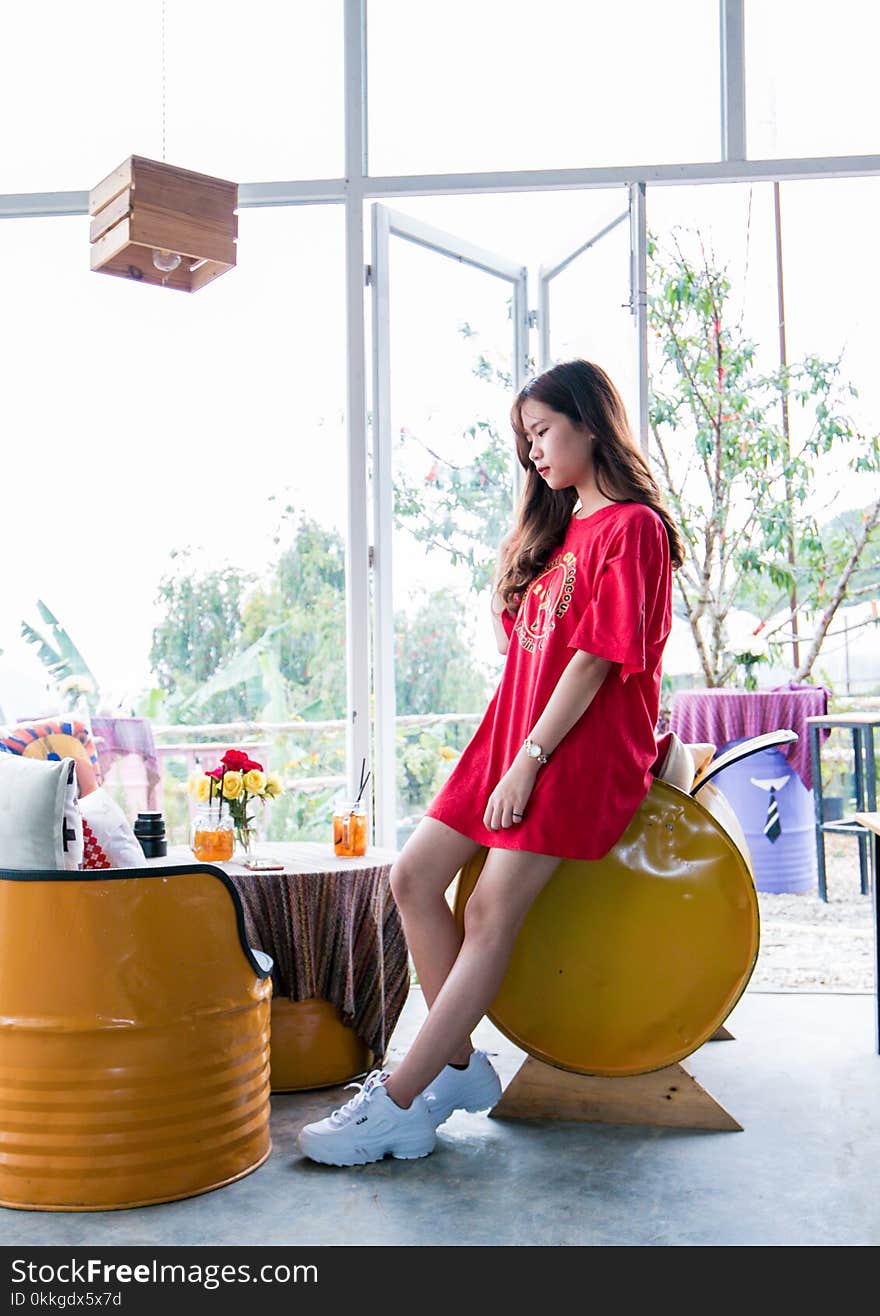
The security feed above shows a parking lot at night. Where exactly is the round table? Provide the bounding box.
[154,842,409,1091]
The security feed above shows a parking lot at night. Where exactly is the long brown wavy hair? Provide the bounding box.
[496,359,684,613]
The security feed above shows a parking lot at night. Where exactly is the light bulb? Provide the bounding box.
[152,248,182,273]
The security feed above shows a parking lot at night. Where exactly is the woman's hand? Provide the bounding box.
[483,753,540,830]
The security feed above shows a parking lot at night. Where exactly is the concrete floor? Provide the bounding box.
[4,986,879,1247]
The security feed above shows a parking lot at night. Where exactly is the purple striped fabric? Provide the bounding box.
[668,685,830,790]
[90,716,162,789]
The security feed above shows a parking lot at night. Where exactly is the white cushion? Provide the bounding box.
[0,754,83,870]
[657,734,717,792]
[79,787,145,868]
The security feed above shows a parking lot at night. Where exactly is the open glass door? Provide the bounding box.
[538,184,647,448]
[370,205,529,846]
[370,193,643,847]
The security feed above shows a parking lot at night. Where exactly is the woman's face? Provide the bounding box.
[520,401,593,491]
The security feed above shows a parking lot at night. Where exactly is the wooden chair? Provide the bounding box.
[0,863,272,1211]
[453,731,795,1131]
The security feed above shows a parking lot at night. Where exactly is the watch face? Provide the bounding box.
[527,742,541,758]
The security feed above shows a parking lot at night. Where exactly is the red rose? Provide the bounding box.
[206,767,223,780]
[242,757,263,772]
[220,749,251,771]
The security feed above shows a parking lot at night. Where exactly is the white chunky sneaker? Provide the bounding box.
[297,1070,437,1166]
[421,1051,503,1128]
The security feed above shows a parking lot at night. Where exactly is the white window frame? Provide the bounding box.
[370,204,529,845]
[3,0,879,844]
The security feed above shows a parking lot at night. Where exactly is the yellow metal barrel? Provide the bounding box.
[269,998,373,1092]
[454,779,759,1078]
[0,867,272,1211]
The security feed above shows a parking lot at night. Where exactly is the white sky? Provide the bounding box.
[1,1,879,718]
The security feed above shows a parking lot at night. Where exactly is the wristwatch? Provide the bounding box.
[523,737,549,765]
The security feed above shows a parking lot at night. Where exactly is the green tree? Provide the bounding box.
[149,553,253,723]
[394,591,494,717]
[149,515,349,725]
[393,334,518,596]
[393,591,497,820]
[736,504,880,619]
[241,511,347,719]
[648,227,880,686]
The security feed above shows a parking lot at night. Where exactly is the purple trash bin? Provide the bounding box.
[710,736,816,895]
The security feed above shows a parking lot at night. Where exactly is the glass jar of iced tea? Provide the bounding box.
[333,801,367,857]
[190,806,235,863]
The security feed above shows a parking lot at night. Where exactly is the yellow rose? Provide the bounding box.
[264,773,283,799]
[188,772,211,802]
[221,770,243,800]
[243,769,266,794]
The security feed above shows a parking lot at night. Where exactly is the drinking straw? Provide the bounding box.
[345,758,371,818]
[354,765,371,808]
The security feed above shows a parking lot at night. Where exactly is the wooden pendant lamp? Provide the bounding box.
[88,155,238,293]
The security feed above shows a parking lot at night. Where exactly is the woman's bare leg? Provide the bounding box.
[385,847,560,1109]
[389,817,480,1067]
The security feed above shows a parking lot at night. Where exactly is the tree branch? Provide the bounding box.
[796,492,880,679]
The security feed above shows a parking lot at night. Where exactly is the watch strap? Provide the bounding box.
[524,737,549,765]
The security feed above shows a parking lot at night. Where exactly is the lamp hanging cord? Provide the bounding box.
[161,0,167,161]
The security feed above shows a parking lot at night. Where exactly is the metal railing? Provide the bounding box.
[151,713,482,847]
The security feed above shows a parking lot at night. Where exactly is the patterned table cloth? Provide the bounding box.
[222,842,409,1063]
[669,684,830,791]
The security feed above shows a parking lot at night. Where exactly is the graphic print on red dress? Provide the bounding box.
[514,551,576,653]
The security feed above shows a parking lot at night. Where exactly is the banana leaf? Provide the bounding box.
[20,601,98,690]
[175,623,293,714]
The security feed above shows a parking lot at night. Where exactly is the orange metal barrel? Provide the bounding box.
[0,866,272,1211]
[453,779,759,1078]
[269,998,373,1092]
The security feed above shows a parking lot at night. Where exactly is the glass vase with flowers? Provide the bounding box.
[189,749,283,868]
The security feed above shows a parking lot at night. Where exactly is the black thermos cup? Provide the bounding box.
[134,811,167,858]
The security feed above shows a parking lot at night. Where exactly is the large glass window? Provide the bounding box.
[647,178,880,517]
[385,189,640,430]
[647,182,780,372]
[367,0,720,176]
[645,180,880,694]
[774,179,880,446]
[0,206,347,842]
[746,0,880,159]
[0,1,344,193]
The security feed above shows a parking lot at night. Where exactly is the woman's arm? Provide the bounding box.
[527,649,611,755]
[490,590,510,655]
[482,649,612,830]
[490,534,514,655]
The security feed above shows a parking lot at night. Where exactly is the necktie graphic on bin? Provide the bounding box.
[751,773,791,844]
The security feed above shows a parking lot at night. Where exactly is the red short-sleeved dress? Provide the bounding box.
[425,500,672,861]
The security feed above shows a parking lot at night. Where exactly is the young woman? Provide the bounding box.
[298,358,684,1166]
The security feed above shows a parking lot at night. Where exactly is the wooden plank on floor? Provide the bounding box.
[490,1055,742,1131]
